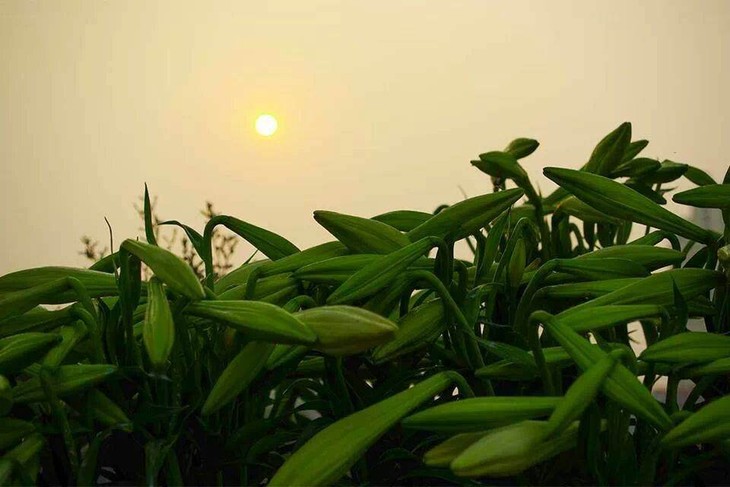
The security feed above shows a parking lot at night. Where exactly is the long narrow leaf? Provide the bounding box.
[544,167,715,243]
[269,371,457,486]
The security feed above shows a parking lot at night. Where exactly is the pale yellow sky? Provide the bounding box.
[1,0,729,275]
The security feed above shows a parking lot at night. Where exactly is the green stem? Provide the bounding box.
[244,266,264,300]
[683,375,716,411]
[514,261,557,338]
[492,217,538,285]
[517,177,550,259]
[40,367,79,478]
[284,295,318,311]
[453,260,469,304]
[444,371,476,398]
[70,305,105,364]
[66,277,97,321]
[665,373,680,414]
[526,311,557,395]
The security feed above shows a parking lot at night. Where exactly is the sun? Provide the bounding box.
[255,114,278,137]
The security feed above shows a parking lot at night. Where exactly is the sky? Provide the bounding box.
[1,0,729,275]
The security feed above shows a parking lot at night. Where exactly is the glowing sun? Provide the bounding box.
[255,114,278,137]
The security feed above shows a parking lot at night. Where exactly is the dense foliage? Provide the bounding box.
[0,122,729,486]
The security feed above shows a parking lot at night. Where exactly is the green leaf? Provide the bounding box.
[371,210,432,232]
[450,420,581,477]
[372,299,444,363]
[143,183,157,246]
[296,306,397,356]
[474,348,571,381]
[555,258,649,280]
[661,395,730,448]
[0,433,44,485]
[86,390,132,430]
[543,167,715,243]
[158,220,204,253]
[0,332,61,374]
[611,157,661,178]
[423,432,488,467]
[407,189,523,241]
[40,321,87,367]
[143,277,175,370]
[268,371,457,486]
[206,215,299,261]
[202,341,274,415]
[539,278,640,301]
[477,339,537,369]
[217,274,298,301]
[556,304,664,333]
[327,237,436,305]
[185,300,316,345]
[257,241,348,277]
[0,418,36,450]
[576,244,684,271]
[559,269,723,313]
[640,332,730,364]
[121,239,204,300]
[507,238,527,289]
[684,166,716,186]
[476,211,509,283]
[145,438,176,487]
[402,396,561,433]
[0,279,82,321]
[0,267,118,302]
[625,180,666,204]
[314,210,410,254]
[629,231,681,249]
[681,357,730,377]
[77,430,111,486]
[214,260,269,292]
[543,352,619,438]
[537,312,672,430]
[11,364,118,403]
[585,122,632,175]
[475,361,538,381]
[293,254,379,285]
[621,139,649,162]
[265,344,309,370]
[473,151,528,182]
[556,196,624,224]
[673,184,730,209]
[636,160,688,185]
[89,252,119,272]
[505,138,539,159]
[0,376,12,417]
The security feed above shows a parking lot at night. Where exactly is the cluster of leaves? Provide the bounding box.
[1,122,730,486]
[80,198,239,279]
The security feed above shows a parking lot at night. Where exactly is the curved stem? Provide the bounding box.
[527,310,558,395]
[243,266,264,300]
[444,371,475,398]
[683,375,716,411]
[406,271,490,395]
[284,295,318,311]
[472,231,487,287]
[71,305,105,364]
[453,260,469,304]
[66,277,96,321]
[523,182,551,261]
[493,217,538,285]
[514,260,557,338]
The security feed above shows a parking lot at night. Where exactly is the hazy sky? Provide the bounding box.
[1,0,729,275]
